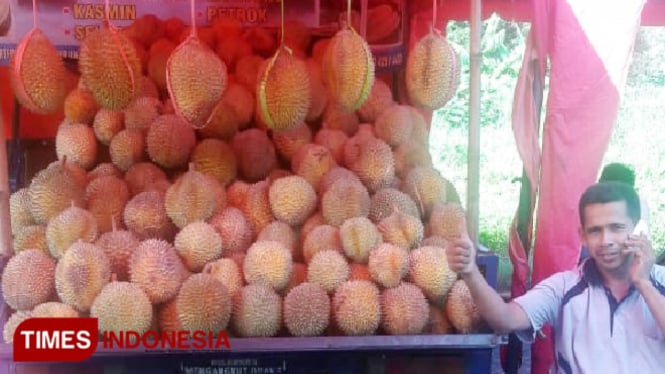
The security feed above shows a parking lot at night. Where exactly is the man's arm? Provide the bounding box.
[447,235,532,334]
[459,263,532,334]
[625,233,665,336]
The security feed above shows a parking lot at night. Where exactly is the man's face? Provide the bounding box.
[580,201,636,273]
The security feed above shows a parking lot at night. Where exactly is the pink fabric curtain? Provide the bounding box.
[511,0,645,372]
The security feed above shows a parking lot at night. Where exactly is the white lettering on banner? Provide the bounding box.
[73,4,137,20]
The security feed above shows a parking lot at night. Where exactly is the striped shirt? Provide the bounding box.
[513,260,665,374]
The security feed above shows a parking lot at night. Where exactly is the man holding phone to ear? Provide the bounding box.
[447,181,665,373]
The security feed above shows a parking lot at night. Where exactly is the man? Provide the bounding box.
[447,182,665,373]
[579,163,650,264]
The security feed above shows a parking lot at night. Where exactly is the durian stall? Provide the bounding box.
[0,0,507,372]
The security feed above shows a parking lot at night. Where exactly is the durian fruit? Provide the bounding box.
[284,282,330,336]
[235,54,264,92]
[368,243,409,288]
[1,249,56,311]
[257,46,311,131]
[300,212,325,240]
[174,221,223,272]
[445,280,482,334]
[93,109,124,146]
[402,167,449,218]
[314,129,348,165]
[123,191,177,241]
[349,263,372,281]
[305,59,328,123]
[347,137,395,193]
[406,30,460,111]
[377,209,424,250]
[272,122,312,162]
[318,166,361,196]
[209,207,253,254]
[199,82,253,139]
[339,217,382,264]
[203,258,243,297]
[9,188,35,235]
[232,283,282,337]
[408,246,457,305]
[12,225,47,253]
[9,28,67,114]
[393,140,433,178]
[257,221,299,261]
[322,24,375,111]
[243,240,292,292]
[124,162,167,196]
[4,311,32,344]
[79,25,142,110]
[176,273,231,333]
[268,176,317,227]
[165,166,220,228]
[86,175,130,233]
[123,96,161,132]
[374,105,414,148]
[32,302,79,318]
[381,282,429,335]
[357,78,395,123]
[129,239,187,304]
[241,180,274,235]
[231,129,277,182]
[28,161,86,224]
[428,203,467,242]
[243,25,277,54]
[321,102,359,136]
[109,129,146,172]
[64,88,100,125]
[191,138,237,186]
[302,225,343,263]
[307,250,349,293]
[332,280,381,336]
[157,298,182,333]
[283,262,308,296]
[368,188,420,223]
[90,281,153,336]
[167,35,227,128]
[291,144,337,189]
[146,114,197,169]
[148,38,176,91]
[425,304,454,334]
[321,178,371,227]
[95,228,140,281]
[45,205,98,259]
[55,242,111,312]
[88,163,122,180]
[55,122,97,170]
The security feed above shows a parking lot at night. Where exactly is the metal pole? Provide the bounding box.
[468,0,482,246]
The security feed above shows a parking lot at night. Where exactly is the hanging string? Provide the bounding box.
[280,0,285,46]
[346,0,352,29]
[32,0,37,28]
[190,0,197,37]
[432,0,437,32]
[104,0,110,24]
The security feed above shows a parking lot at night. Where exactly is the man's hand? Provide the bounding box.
[446,236,477,275]
[623,233,655,288]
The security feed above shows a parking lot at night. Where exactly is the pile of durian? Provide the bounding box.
[2,12,479,344]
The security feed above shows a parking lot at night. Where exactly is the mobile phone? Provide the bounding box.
[632,219,649,238]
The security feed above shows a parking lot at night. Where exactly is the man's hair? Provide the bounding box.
[599,163,635,187]
[579,181,640,227]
